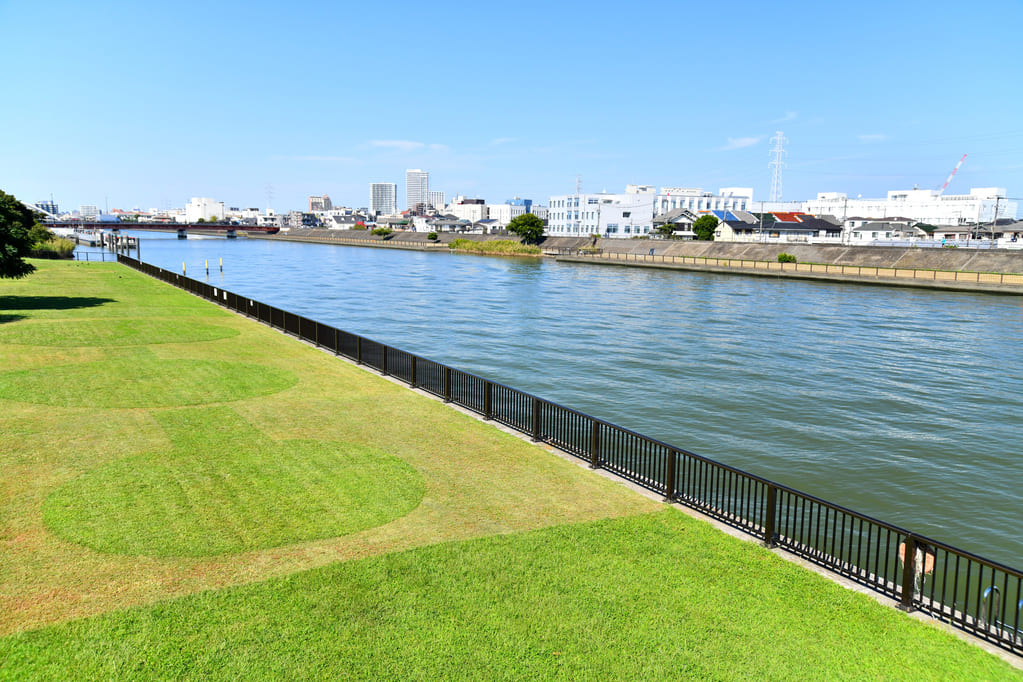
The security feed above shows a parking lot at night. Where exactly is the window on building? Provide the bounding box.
[623,211,631,218]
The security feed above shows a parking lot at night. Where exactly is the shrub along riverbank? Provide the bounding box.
[0,260,1018,678]
[448,238,541,255]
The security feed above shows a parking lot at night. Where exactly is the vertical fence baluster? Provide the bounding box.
[590,421,600,469]
[410,356,418,388]
[663,449,678,502]
[381,345,388,375]
[484,381,492,420]
[531,397,541,441]
[764,484,778,548]
[443,367,451,402]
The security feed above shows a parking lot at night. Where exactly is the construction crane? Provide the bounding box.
[937,154,967,195]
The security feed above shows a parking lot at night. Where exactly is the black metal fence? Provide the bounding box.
[118,255,1023,656]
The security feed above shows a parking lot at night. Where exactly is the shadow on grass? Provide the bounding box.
[0,296,116,320]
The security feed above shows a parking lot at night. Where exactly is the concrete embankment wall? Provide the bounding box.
[256,229,1023,274]
[252,230,1023,292]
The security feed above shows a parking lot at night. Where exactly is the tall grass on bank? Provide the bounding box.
[448,238,541,255]
[29,237,75,259]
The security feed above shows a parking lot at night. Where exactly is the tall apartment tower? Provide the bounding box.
[370,183,398,215]
[405,169,429,212]
[428,191,445,210]
[308,195,332,212]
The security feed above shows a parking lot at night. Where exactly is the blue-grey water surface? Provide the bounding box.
[108,233,1023,566]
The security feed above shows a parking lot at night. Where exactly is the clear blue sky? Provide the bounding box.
[3,0,1022,214]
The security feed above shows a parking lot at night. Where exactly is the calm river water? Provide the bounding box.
[106,233,1023,567]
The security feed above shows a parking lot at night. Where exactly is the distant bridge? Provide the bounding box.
[45,222,280,236]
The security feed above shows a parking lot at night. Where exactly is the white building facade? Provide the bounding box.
[370,183,398,215]
[655,187,753,215]
[185,197,226,223]
[547,191,656,237]
[803,188,1016,225]
[486,203,527,227]
[547,186,753,238]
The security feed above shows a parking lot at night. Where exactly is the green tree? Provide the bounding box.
[693,214,719,241]
[506,213,545,244]
[654,222,675,238]
[29,222,54,246]
[208,216,218,223]
[0,189,39,278]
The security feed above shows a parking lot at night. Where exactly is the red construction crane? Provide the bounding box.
[937,154,967,195]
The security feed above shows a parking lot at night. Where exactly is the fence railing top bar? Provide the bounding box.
[118,255,1023,580]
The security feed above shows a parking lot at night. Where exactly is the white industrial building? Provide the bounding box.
[185,197,226,223]
[547,186,753,238]
[486,202,527,227]
[656,187,753,215]
[547,190,655,237]
[803,188,1016,225]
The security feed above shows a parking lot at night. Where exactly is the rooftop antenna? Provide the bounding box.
[575,174,582,195]
[769,131,787,202]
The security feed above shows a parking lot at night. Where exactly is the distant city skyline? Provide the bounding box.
[3,1,1022,214]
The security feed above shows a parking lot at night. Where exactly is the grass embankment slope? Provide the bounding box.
[0,261,1017,680]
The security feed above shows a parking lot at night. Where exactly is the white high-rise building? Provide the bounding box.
[79,205,100,220]
[428,191,445,211]
[405,169,429,211]
[370,183,398,215]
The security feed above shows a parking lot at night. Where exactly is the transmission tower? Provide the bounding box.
[265,183,274,212]
[768,131,787,202]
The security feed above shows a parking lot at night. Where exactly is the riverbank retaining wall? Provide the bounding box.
[256,229,1023,274]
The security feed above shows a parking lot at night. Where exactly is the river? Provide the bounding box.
[92,233,1023,567]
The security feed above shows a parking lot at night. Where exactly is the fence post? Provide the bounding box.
[484,381,493,420]
[381,345,388,375]
[898,535,918,612]
[663,449,678,502]
[356,337,363,365]
[410,356,418,388]
[590,421,600,469]
[531,397,542,441]
[443,367,451,402]
[763,484,778,548]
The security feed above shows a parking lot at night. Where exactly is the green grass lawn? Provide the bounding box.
[0,260,1019,679]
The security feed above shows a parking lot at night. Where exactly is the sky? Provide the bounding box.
[3,0,1023,214]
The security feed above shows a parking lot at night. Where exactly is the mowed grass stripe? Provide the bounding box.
[3,261,655,637]
[43,407,426,557]
[1,510,1019,680]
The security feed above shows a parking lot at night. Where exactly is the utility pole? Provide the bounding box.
[990,196,1001,243]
